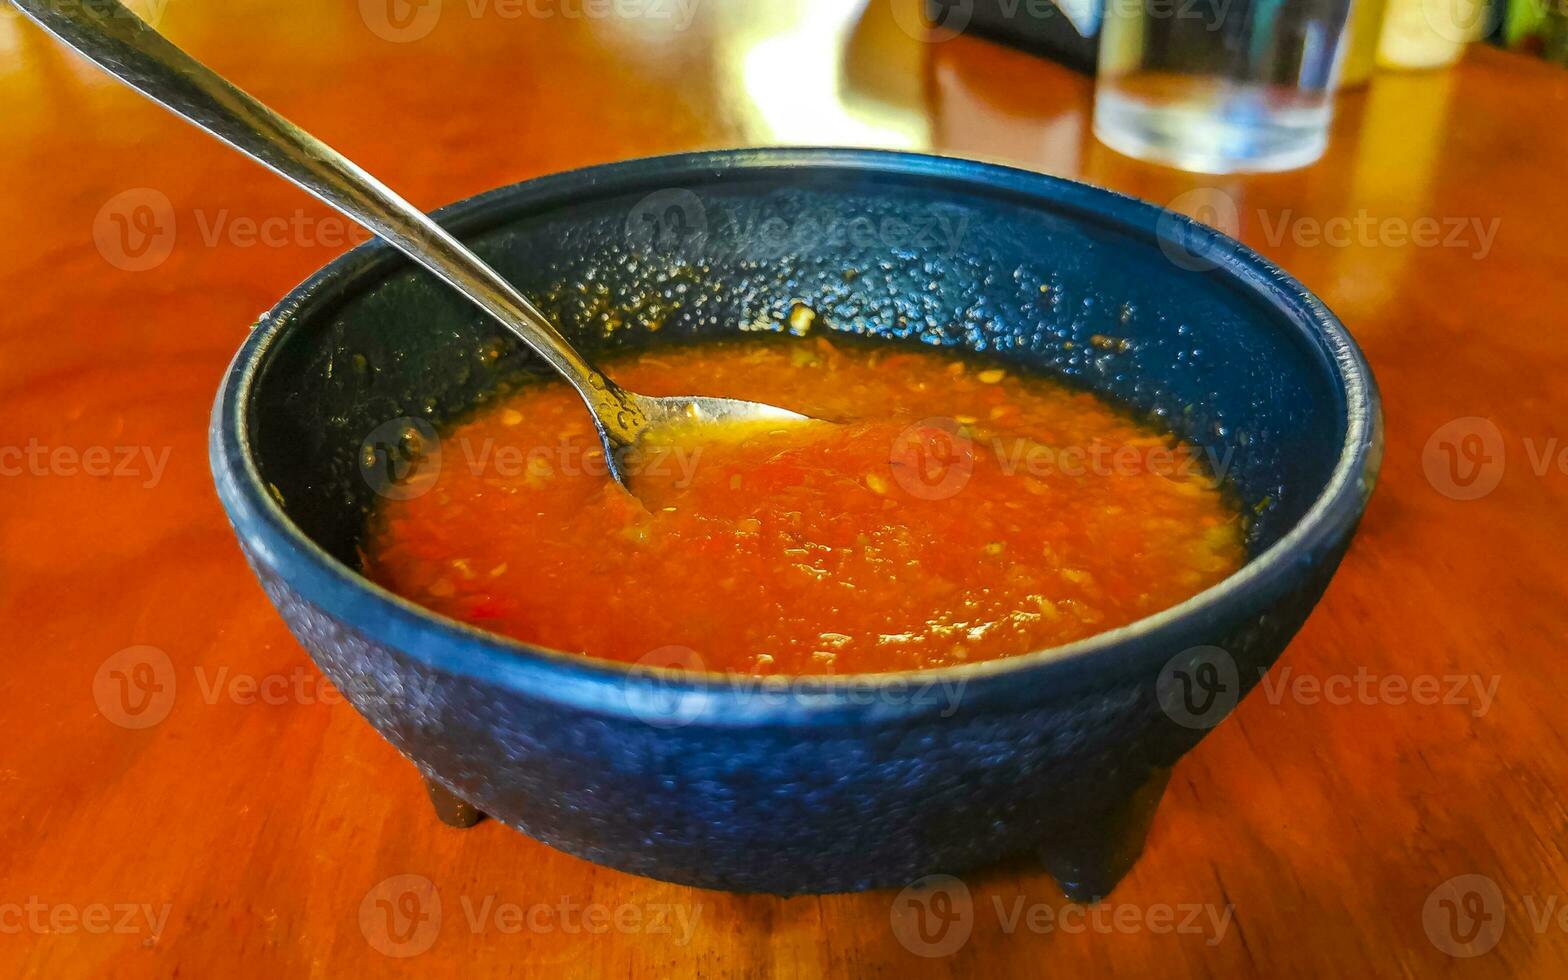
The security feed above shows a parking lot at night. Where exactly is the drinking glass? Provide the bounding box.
[1094,0,1355,173]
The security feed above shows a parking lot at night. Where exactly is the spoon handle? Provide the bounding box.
[14,0,647,445]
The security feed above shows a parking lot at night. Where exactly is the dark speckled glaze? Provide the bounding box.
[210,149,1381,896]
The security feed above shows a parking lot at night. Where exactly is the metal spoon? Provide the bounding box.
[15,0,808,486]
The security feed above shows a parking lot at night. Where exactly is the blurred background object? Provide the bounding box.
[1376,0,1485,68]
[1092,0,1354,173]
[1500,0,1568,64]
[1550,2,1568,63]
[899,0,1567,173]
[943,0,1102,72]
[1340,0,1391,86]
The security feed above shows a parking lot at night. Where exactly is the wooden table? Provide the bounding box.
[4,1,1566,975]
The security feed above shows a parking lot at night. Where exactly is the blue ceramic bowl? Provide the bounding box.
[210,149,1381,898]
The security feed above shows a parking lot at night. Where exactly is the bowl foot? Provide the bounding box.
[422,776,485,829]
[1037,767,1171,903]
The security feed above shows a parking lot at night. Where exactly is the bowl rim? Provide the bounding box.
[210,147,1383,727]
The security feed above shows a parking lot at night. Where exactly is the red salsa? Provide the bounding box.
[363,338,1245,674]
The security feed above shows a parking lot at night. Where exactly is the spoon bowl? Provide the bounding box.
[631,394,812,435]
[593,391,812,483]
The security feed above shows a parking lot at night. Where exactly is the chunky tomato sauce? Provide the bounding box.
[363,338,1244,674]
